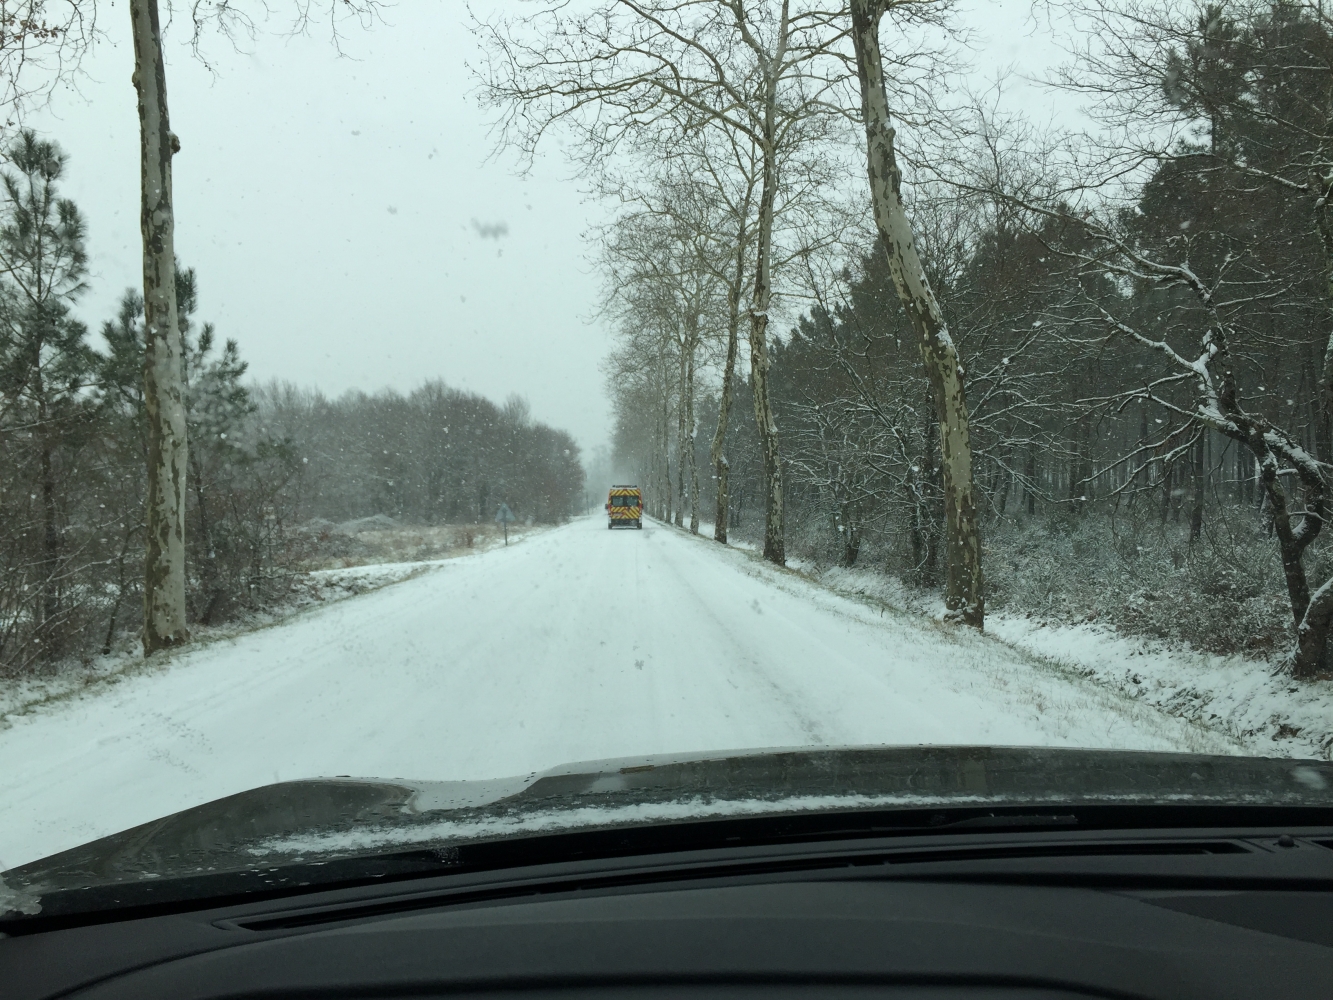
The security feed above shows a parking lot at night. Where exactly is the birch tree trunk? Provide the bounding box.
[660,381,673,523]
[675,337,688,528]
[710,196,752,545]
[132,0,190,653]
[686,331,699,534]
[750,139,785,565]
[675,307,701,534]
[710,286,740,543]
[849,0,983,627]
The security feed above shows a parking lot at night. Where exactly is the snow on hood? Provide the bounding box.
[5,744,1333,922]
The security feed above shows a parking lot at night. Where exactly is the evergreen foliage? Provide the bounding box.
[0,136,585,676]
[608,1,1333,672]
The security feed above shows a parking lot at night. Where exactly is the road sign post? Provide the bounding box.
[495,503,516,545]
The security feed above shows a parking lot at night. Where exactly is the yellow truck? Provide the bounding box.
[606,485,643,529]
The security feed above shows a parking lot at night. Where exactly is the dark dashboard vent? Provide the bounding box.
[230,839,1252,932]
[879,840,1250,865]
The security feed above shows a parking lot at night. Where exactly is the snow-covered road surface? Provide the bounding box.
[0,516,1237,869]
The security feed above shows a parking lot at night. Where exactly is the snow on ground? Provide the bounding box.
[986,615,1333,760]
[0,528,547,724]
[1,515,1245,870]
[813,564,1333,762]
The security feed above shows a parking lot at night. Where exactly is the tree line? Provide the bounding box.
[0,1,389,656]
[261,384,584,530]
[478,0,1333,679]
[0,133,584,676]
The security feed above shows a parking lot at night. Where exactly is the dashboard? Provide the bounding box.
[5,823,1332,999]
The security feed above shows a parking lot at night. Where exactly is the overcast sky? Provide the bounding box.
[26,1,1076,457]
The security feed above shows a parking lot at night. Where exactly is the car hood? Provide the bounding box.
[5,744,1333,920]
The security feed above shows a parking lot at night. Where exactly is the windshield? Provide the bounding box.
[3,0,1333,916]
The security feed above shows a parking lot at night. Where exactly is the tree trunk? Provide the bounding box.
[1231,443,1241,506]
[749,105,784,564]
[711,226,748,545]
[919,407,942,588]
[1189,433,1205,543]
[1263,473,1313,628]
[841,502,860,567]
[908,476,924,576]
[711,301,739,544]
[133,0,189,654]
[1294,578,1333,679]
[1206,317,1328,677]
[675,327,689,528]
[1257,458,1327,677]
[850,0,982,627]
[36,382,61,661]
[102,521,138,655]
[661,389,673,523]
[1160,454,1172,526]
[1026,446,1037,515]
[1068,417,1089,513]
[1310,165,1333,462]
[687,344,699,534]
[190,452,222,624]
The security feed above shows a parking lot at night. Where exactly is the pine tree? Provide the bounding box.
[178,266,256,622]
[0,131,95,663]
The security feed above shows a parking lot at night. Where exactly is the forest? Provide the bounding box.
[0,132,585,675]
[477,0,1333,677]
[7,0,1331,688]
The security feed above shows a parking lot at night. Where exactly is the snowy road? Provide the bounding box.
[0,516,1237,869]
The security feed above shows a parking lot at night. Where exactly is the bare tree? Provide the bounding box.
[709,178,754,544]
[848,0,983,626]
[475,0,854,565]
[661,127,762,544]
[1014,0,1333,669]
[133,0,382,651]
[0,3,99,123]
[1083,221,1332,677]
[954,130,1333,678]
[603,289,683,521]
[0,0,383,653]
[597,188,726,533]
[130,0,188,650]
